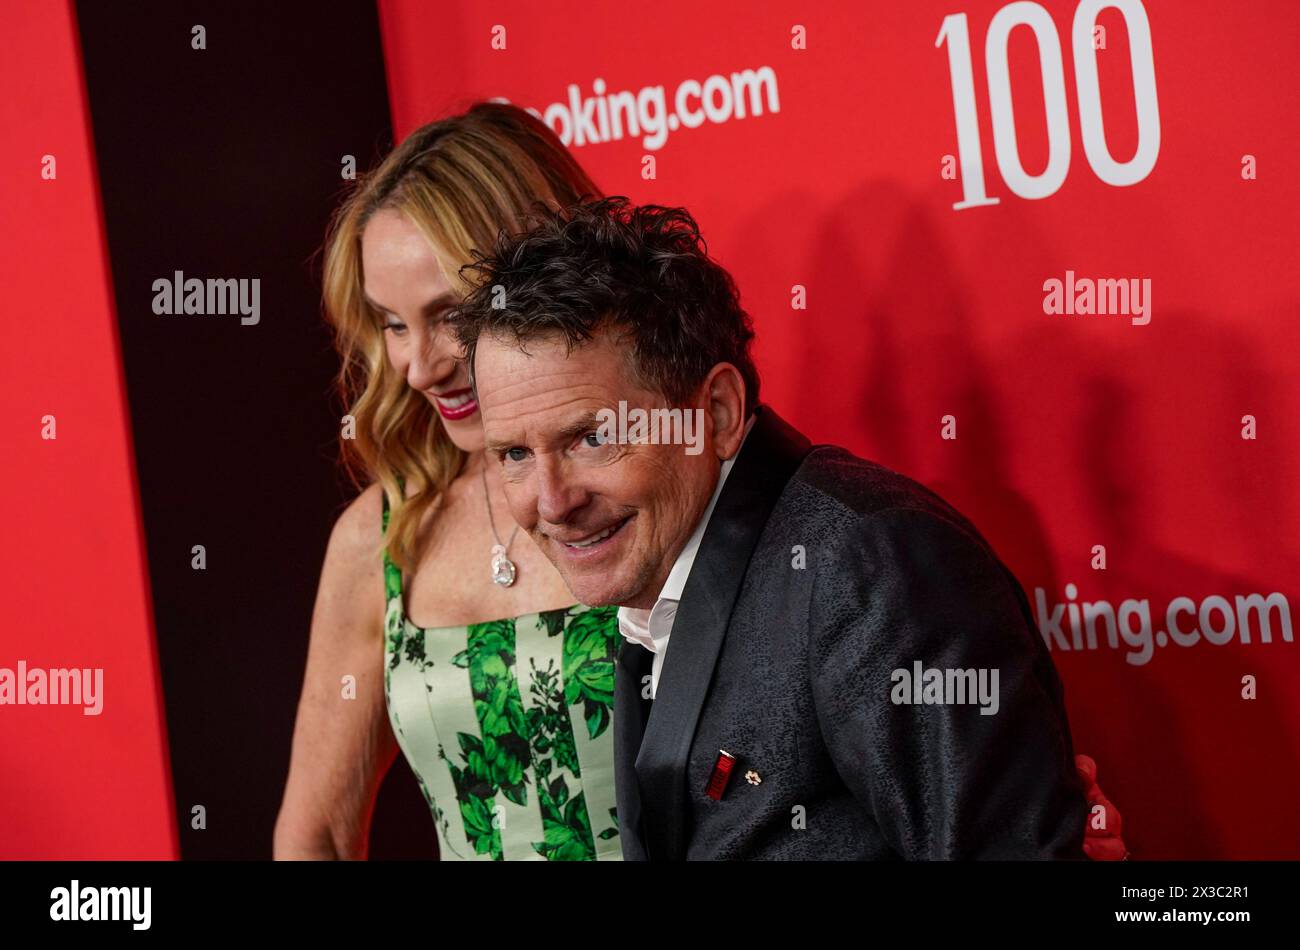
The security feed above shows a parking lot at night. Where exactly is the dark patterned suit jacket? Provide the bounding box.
[613,404,1088,860]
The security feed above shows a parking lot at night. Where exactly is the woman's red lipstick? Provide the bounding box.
[430,386,478,420]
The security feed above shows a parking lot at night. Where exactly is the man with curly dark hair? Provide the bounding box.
[449,196,1097,861]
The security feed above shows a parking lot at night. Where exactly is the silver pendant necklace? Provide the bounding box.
[481,464,521,587]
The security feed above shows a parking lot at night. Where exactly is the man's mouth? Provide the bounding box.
[553,516,633,553]
[431,387,478,420]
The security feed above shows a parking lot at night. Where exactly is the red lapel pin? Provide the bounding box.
[705,750,737,801]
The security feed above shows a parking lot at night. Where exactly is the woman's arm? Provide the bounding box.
[273,484,397,860]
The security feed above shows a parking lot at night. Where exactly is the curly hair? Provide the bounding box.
[448,196,760,412]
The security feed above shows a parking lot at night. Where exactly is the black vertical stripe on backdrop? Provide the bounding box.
[75,0,434,859]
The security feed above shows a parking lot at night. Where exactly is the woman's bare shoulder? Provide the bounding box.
[324,482,387,576]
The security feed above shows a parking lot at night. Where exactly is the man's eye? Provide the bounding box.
[583,431,607,448]
[505,447,529,463]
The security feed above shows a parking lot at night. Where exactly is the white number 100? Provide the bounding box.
[937,0,1161,210]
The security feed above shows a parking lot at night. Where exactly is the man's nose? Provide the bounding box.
[535,456,588,526]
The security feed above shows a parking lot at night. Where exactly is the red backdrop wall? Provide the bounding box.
[0,0,176,858]
[379,0,1300,858]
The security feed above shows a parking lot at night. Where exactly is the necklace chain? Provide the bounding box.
[480,464,521,551]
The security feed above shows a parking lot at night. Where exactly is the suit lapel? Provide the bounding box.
[633,405,812,860]
[613,638,652,859]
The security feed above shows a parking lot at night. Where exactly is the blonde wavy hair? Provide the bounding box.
[321,101,600,573]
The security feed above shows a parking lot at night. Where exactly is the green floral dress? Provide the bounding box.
[381,489,623,860]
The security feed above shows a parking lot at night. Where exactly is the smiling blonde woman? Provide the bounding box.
[273,102,623,861]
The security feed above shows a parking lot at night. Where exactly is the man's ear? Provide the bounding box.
[702,363,746,461]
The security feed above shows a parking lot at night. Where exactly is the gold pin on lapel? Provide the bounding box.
[745,769,762,786]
